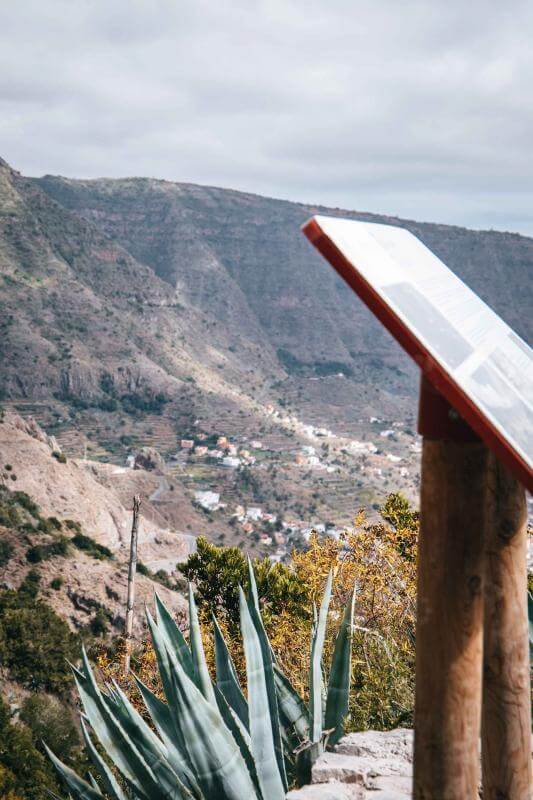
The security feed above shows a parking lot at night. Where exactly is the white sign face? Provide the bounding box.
[303,215,533,489]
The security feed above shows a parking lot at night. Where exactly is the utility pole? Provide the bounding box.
[124,495,141,674]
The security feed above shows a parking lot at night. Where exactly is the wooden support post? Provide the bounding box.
[124,495,141,674]
[482,456,532,800]
[414,377,488,800]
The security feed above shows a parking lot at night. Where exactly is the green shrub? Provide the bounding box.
[0,581,78,694]
[178,536,309,629]
[50,576,63,590]
[0,540,13,567]
[18,569,41,599]
[26,536,69,563]
[89,608,109,637]
[20,695,79,763]
[0,696,58,800]
[51,451,67,464]
[12,491,40,516]
[71,533,112,560]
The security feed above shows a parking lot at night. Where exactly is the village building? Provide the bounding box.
[246,506,263,521]
[180,439,194,449]
[250,439,263,449]
[194,490,220,511]
[217,436,228,447]
[194,445,208,457]
[222,456,240,468]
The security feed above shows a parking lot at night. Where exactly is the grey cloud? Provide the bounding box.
[0,0,532,232]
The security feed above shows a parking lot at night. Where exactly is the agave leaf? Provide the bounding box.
[273,665,310,742]
[146,607,178,705]
[87,773,104,794]
[213,614,249,729]
[133,674,199,795]
[325,586,356,745]
[74,648,166,799]
[247,556,260,612]
[80,716,127,800]
[294,739,325,787]
[213,683,263,798]
[245,580,287,787]
[188,584,217,704]
[167,648,259,799]
[103,681,199,799]
[309,571,332,743]
[155,592,195,679]
[45,744,103,800]
[239,587,286,800]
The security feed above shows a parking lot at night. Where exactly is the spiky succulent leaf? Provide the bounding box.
[155,593,195,679]
[213,614,249,729]
[74,648,167,799]
[188,584,217,704]
[247,556,260,611]
[239,587,286,800]
[80,716,127,800]
[102,680,199,799]
[273,665,310,741]
[133,674,199,795]
[309,571,332,743]
[325,587,356,745]
[213,683,262,797]
[244,572,287,790]
[166,649,259,799]
[45,744,103,800]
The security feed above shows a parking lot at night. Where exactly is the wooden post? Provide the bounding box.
[482,456,532,800]
[414,377,488,800]
[124,495,141,674]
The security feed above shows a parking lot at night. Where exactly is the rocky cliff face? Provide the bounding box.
[2,157,531,442]
[36,171,533,376]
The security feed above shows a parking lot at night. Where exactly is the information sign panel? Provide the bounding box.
[302,215,533,491]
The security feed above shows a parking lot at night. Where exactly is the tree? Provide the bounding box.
[178,536,309,629]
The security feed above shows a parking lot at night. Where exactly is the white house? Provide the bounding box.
[222,456,240,468]
[194,491,220,511]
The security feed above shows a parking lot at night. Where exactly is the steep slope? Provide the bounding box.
[0,159,283,430]
[0,411,190,634]
[36,172,533,379]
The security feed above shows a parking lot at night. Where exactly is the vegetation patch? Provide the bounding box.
[0,570,79,695]
[71,532,113,560]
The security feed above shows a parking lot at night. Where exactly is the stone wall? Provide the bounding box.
[287,729,413,800]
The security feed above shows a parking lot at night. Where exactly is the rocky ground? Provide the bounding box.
[287,729,413,799]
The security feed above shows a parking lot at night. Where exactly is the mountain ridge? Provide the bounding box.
[1,155,531,532]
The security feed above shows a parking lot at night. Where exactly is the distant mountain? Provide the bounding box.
[36,169,532,371]
[0,155,531,487]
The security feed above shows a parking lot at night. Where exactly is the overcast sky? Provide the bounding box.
[1,0,532,234]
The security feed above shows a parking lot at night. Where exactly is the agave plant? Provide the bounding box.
[47,564,355,799]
